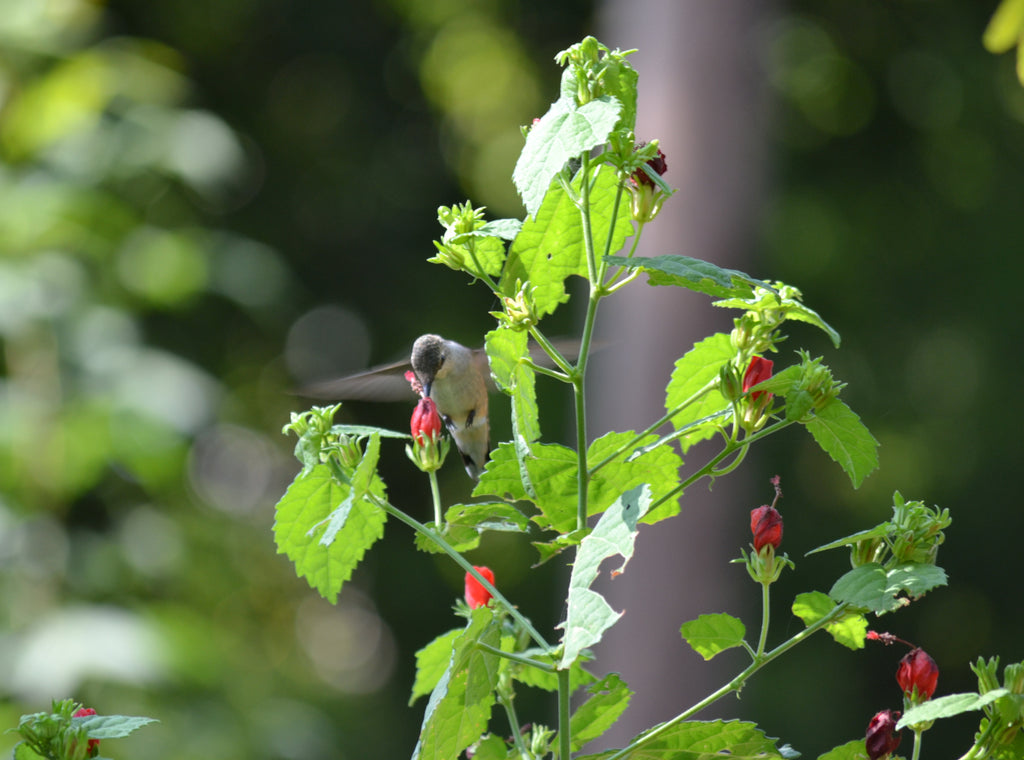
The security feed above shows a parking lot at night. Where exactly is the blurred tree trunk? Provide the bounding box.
[588,0,773,746]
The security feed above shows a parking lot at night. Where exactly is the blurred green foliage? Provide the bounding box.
[1,0,1022,758]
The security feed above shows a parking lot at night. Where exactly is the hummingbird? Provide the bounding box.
[301,334,492,479]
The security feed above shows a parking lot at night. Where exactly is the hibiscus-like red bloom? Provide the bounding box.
[897,647,939,701]
[410,397,443,444]
[750,504,783,553]
[742,356,774,399]
[464,566,495,609]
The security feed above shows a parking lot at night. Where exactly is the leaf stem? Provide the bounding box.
[601,603,849,760]
[558,668,572,760]
[475,642,555,672]
[373,497,553,652]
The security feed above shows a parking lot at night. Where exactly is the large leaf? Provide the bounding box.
[569,673,633,752]
[409,629,462,706]
[558,484,651,668]
[576,719,787,760]
[513,95,622,217]
[898,690,1011,728]
[605,255,771,300]
[663,333,733,450]
[486,327,540,445]
[829,562,947,614]
[413,607,502,760]
[273,461,387,604]
[791,591,867,650]
[805,399,879,489]
[502,164,633,319]
[71,713,159,739]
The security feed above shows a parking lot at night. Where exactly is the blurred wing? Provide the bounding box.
[298,358,417,401]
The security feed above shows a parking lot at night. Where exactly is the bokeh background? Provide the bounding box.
[1,1,1022,758]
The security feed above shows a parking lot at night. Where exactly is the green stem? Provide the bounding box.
[957,719,996,760]
[497,683,532,760]
[558,668,572,760]
[911,728,923,760]
[374,497,553,652]
[601,603,849,760]
[428,468,443,527]
[756,581,771,656]
[476,642,555,672]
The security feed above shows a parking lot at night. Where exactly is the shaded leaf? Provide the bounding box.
[805,399,879,489]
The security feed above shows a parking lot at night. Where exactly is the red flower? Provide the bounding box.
[897,647,939,701]
[750,504,783,553]
[464,566,495,609]
[742,356,774,399]
[631,145,667,188]
[411,397,443,444]
[865,709,902,760]
[72,707,101,754]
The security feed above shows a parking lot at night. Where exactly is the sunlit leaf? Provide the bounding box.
[680,613,747,661]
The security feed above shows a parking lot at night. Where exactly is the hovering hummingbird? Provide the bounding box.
[302,334,492,479]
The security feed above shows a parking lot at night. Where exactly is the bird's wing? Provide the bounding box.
[299,357,417,401]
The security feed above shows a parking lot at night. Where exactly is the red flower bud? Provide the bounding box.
[72,707,101,754]
[742,356,774,399]
[750,504,783,553]
[464,566,495,609]
[631,146,668,188]
[865,709,902,760]
[411,397,443,444]
[896,647,939,701]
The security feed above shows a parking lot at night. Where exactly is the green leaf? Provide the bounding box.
[576,719,787,760]
[71,713,159,739]
[569,673,633,752]
[605,254,771,300]
[680,613,747,661]
[791,591,867,650]
[899,690,1011,728]
[410,629,463,705]
[12,743,45,760]
[273,463,387,604]
[413,607,502,760]
[330,423,408,439]
[486,327,540,445]
[984,0,1024,53]
[816,739,867,760]
[468,734,512,760]
[558,484,652,669]
[502,164,632,319]
[664,333,733,451]
[829,563,947,614]
[473,442,530,503]
[806,524,893,556]
[478,218,523,240]
[804,399,879,489]
[513,95,623,217]
[713,285,841,348]
[513,649,596,692]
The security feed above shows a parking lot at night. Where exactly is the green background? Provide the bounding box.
[0,1,1020,757]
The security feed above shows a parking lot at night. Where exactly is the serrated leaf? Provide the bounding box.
[273,463,387,604]
[816,739,867,760]
[514,95,622,216]
[791,591,867,650]
[605,254,771,300]
[680,613,747,661]
[72,714,159,739]
[664,333,733,451]
[829,562,947,614]
[473,442,530,502]
[569,673,633,752]
[502,164,632,319]
[410,629,462,705]
[558,484,651,668]
[486,328,540,445]
[576,719,787,760]
[804,399,879,489]
[413,607,502,760]
[898,690,1011,728]
[477,218,523,240]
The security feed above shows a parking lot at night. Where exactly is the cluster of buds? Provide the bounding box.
[430,202,499,279]
[464,566,495,609]
[406,396,449,473]
[492,279,538,331]
[850,494,951,569]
